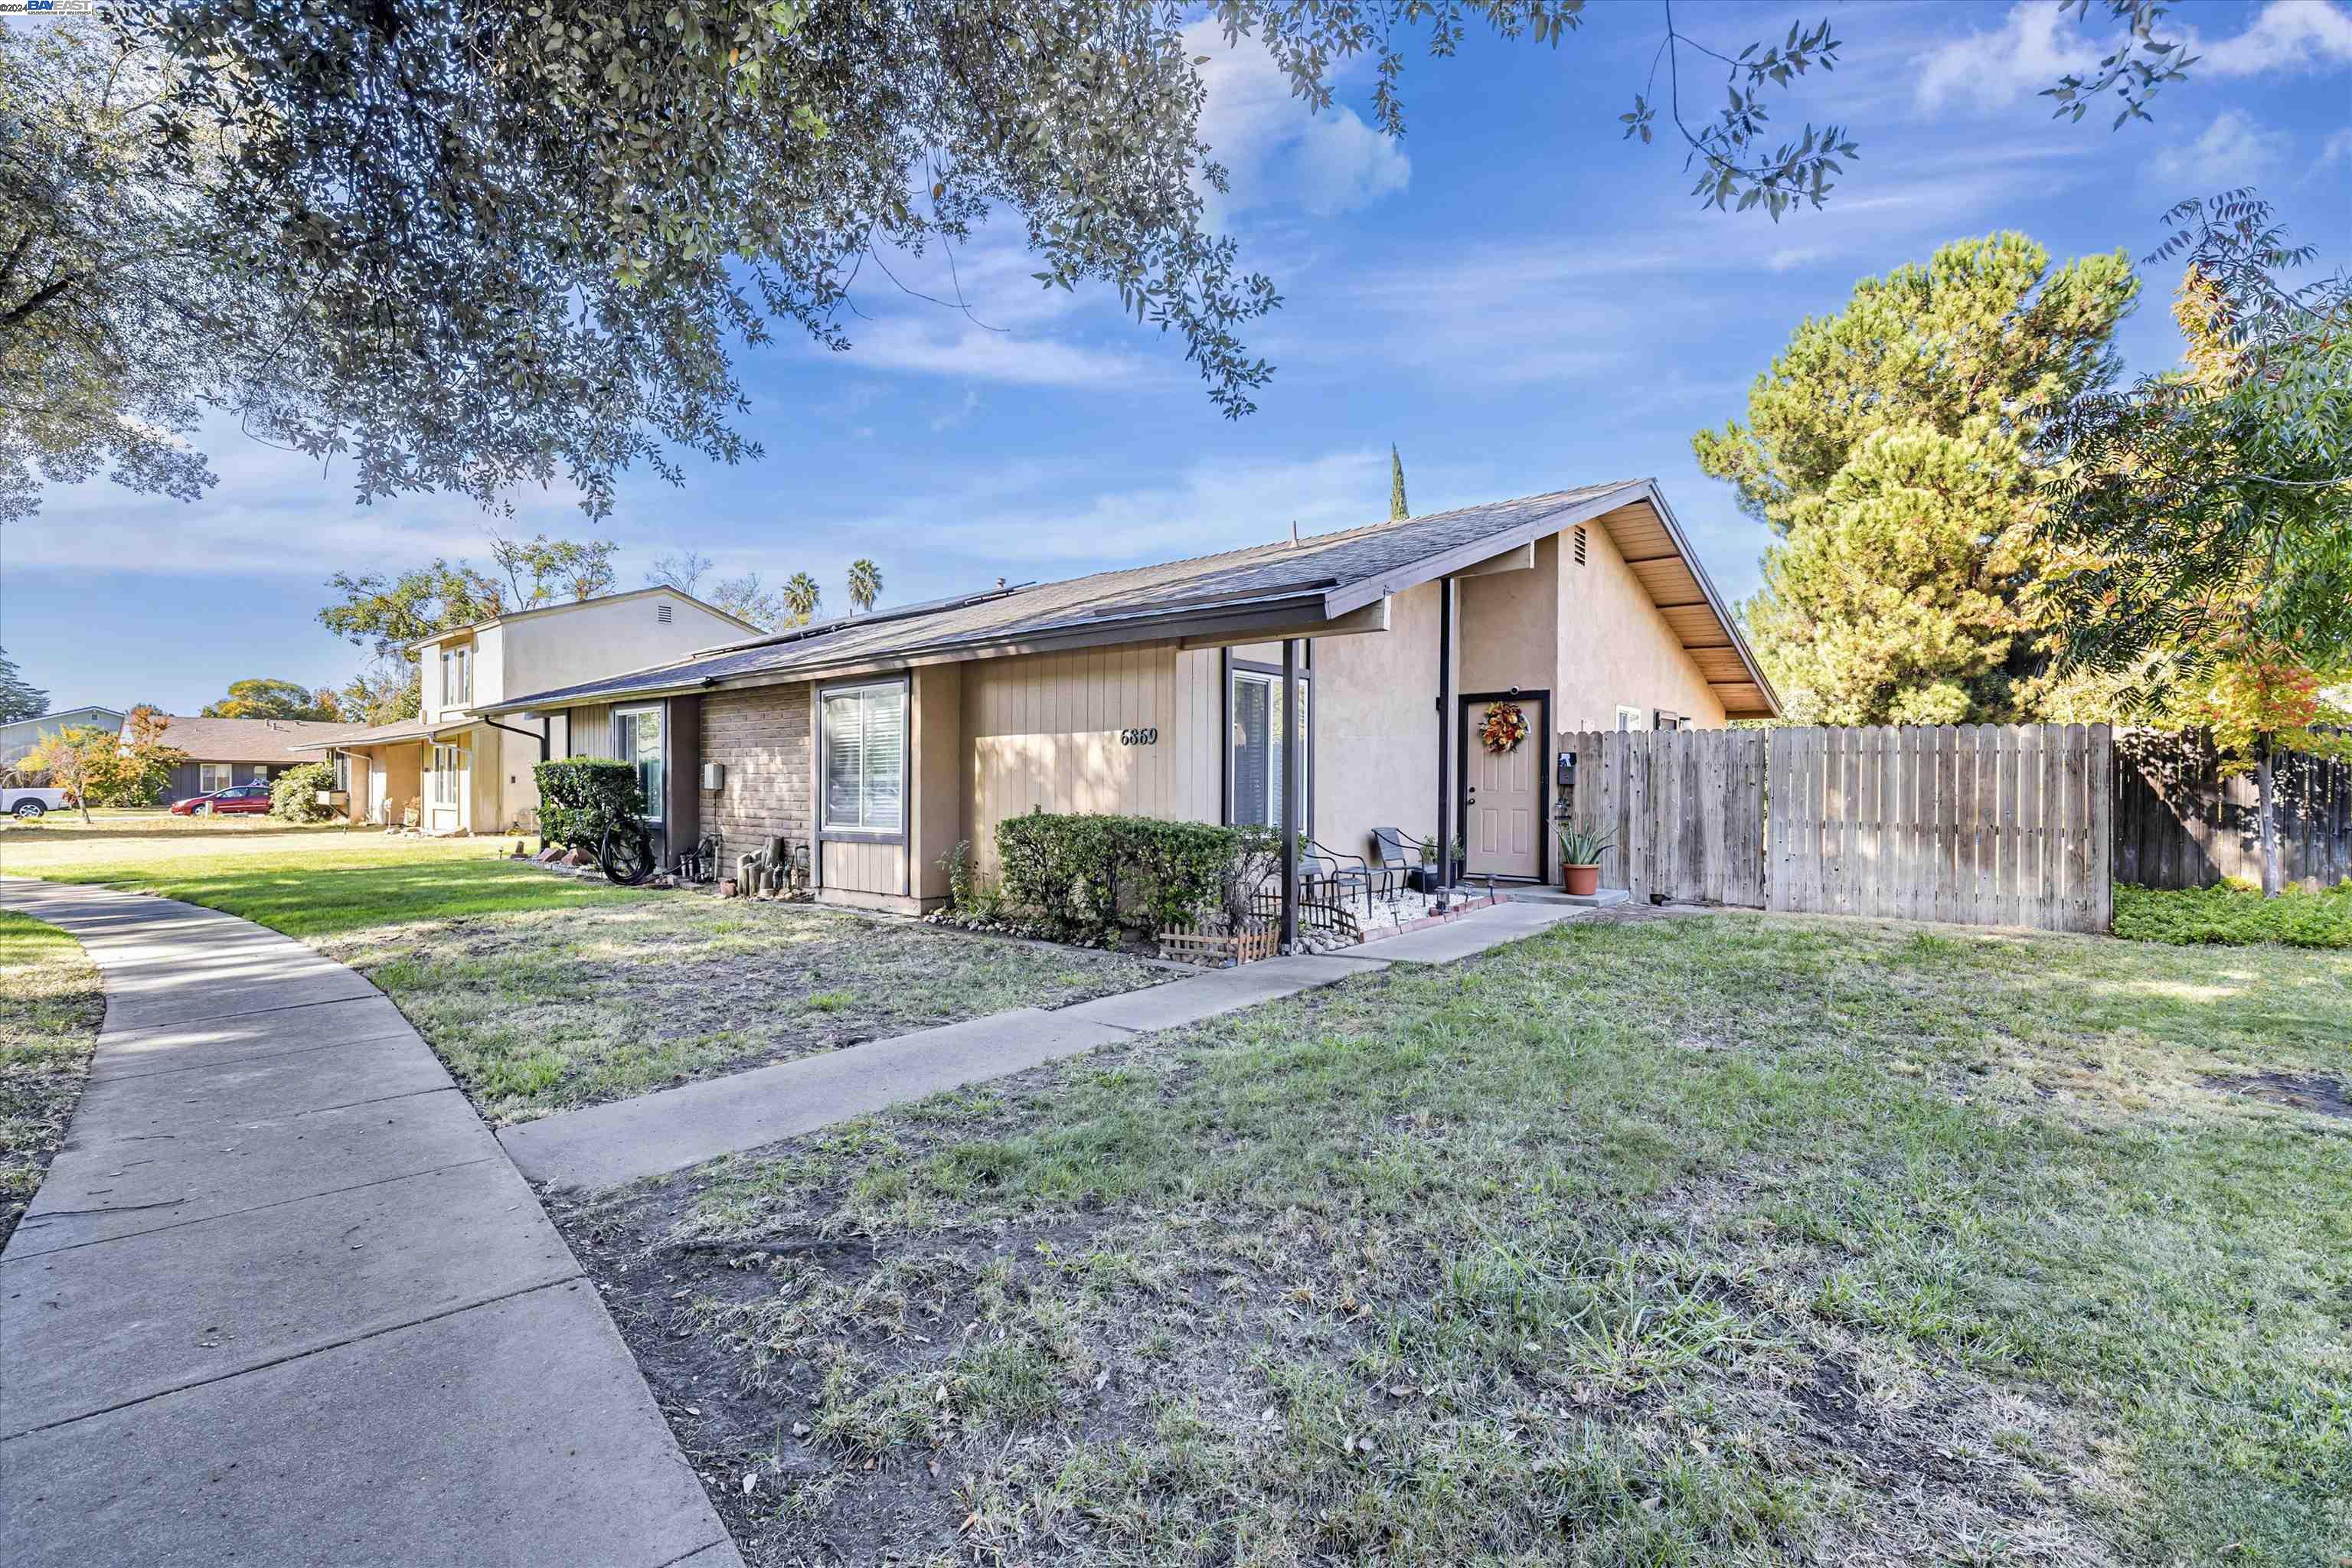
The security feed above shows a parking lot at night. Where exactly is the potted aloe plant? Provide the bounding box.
[1554,826,1614,897]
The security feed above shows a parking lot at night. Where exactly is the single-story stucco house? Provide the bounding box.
[476,479,1778,913]
[296,586,761,831]
[135,715,376,804]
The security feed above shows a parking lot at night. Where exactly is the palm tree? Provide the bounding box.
[782,572,822,626]
[846,558,882,616]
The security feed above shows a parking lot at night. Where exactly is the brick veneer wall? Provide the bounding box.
[701,684,812,859]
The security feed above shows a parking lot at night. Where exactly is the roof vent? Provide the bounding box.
[1289,520,1300,548]
[657,603,674,624]
[1572,525,1588,567]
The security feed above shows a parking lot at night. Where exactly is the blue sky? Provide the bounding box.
[8,0,2349,715]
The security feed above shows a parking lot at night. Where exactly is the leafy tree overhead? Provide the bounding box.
[2035,191,2352,895]
[7,2,2207,523]
[202,679,345,723]
[1694,232,2138,725]
[846,560,883,616]
[0,648,48,724]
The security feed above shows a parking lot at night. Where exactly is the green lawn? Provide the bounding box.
[0,815,637,936]
[557,913,2351,1568]
[0,911,104,1248]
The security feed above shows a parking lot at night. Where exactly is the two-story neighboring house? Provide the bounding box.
[299,587,759,833]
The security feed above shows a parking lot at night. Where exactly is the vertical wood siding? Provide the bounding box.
[961,645,1219,877]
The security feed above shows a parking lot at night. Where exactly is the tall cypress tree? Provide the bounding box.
[1389,445,1408,521]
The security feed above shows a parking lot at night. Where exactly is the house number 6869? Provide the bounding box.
[1119,727,1159,746]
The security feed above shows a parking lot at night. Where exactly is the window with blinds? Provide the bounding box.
[612,706,665,822]
[1229,668,1308,833]
[822,681,906,834]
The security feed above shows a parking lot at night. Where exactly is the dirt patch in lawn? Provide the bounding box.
[2200,1069,2352,1119]
[318,897,1168,1125]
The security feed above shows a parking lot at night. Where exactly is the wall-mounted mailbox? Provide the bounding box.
[701,761,727,791]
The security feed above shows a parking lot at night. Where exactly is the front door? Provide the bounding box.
[1463,704,1541,879]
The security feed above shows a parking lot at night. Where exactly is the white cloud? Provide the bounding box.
[1766,246,1825,273]
[2195,0,2352,74]
[2148,109,2293,189]
[1914,3,2097,113]
[2323,127,2352,168]
[833,317,1148,389]
[1187,21,1410,220]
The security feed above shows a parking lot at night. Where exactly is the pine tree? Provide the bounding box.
[1694,233,2138,724]
[0,647,48,724]
[1388,445,1408,521]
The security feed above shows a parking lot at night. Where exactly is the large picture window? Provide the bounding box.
[821,681,906,835]
[612,706,665,823]
[1229,665,1308,834]
[199,762,232,794]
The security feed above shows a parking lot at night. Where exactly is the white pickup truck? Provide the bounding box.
[1,787,70,819]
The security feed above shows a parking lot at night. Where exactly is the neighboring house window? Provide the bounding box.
[199,763,232,793]
[1653,710,1684,732]
[1229,665,1309,835]
[332,752,351,792]
[441,645,472,709]
[820,681,906,835]
[1615,705,1645,732]
[431,743,463,806]
[612,706,665,824]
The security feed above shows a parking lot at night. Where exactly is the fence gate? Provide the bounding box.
[1766,724,2112,933]
[1558,729,1767,907]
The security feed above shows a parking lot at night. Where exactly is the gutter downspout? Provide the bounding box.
[1436,577,1455,890]
[481,716,550,767]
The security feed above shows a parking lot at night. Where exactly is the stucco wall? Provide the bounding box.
[1458,533,1560,697]
[501,593,749,707]
[1312,580,1443,864]
[1556,521,1730,733]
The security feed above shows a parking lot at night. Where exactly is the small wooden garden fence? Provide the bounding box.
[1560,724,2115,934]
[2113,728,2351,893]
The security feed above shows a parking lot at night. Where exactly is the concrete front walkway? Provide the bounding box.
[0,879,741,1568]
[503,900,1592,1192]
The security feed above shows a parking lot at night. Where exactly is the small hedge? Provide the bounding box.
[269,761,337,823]
[534,757,644,849]
[995,810,1278,942]
[2112,881,2352,949]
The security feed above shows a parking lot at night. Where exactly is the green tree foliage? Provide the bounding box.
[338,658,423,728]
[12,2,2200,523]
[202,678,344,722]
[0,648,47,724]
[491,534,619,607]
[2034,192,2351,893]
[1389,445,1409,521]
[1694,233,2138,724]
[24,708,185,818]
[846,560,882,616]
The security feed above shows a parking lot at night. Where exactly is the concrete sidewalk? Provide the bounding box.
[502,900,1585,1193]
[0,879,742,1568]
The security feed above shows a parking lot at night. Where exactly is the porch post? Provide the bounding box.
[1279,637,1298,949]
[1436,577,1455,888]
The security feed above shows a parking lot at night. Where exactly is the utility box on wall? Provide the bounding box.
[701,761,726,792]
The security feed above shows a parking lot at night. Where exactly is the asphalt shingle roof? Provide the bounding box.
[489,484,1648,712]
[135,716,376,763]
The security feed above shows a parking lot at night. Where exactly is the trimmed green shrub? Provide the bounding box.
[534,757,644,849]
[995,809,1277,942]
[269,761,338,822]
[2112,882,2352,949]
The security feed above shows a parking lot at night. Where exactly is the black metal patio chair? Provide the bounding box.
[1370,828,1428,899]
[1304,838,1379,916]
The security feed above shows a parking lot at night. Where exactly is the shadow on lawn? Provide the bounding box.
[62,861,648,939]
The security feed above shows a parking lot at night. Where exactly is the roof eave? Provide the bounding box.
[1320,482,1648,619]
[1632,479,1781,719]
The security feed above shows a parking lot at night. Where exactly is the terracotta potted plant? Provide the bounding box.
[1554,827,1613,897]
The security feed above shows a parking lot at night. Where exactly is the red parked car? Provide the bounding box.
[171,782,274,815]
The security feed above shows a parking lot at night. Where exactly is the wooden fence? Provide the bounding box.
[1765,724,2112,933]
[1559,724,2114,933]
[1558,729,1767,907]
[2113,729,2352,892]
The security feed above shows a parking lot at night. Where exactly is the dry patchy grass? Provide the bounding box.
[0,911,104,1248]
[555,913,2350,1568]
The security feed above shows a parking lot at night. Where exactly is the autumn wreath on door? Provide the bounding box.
[1478,700,1530,754]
